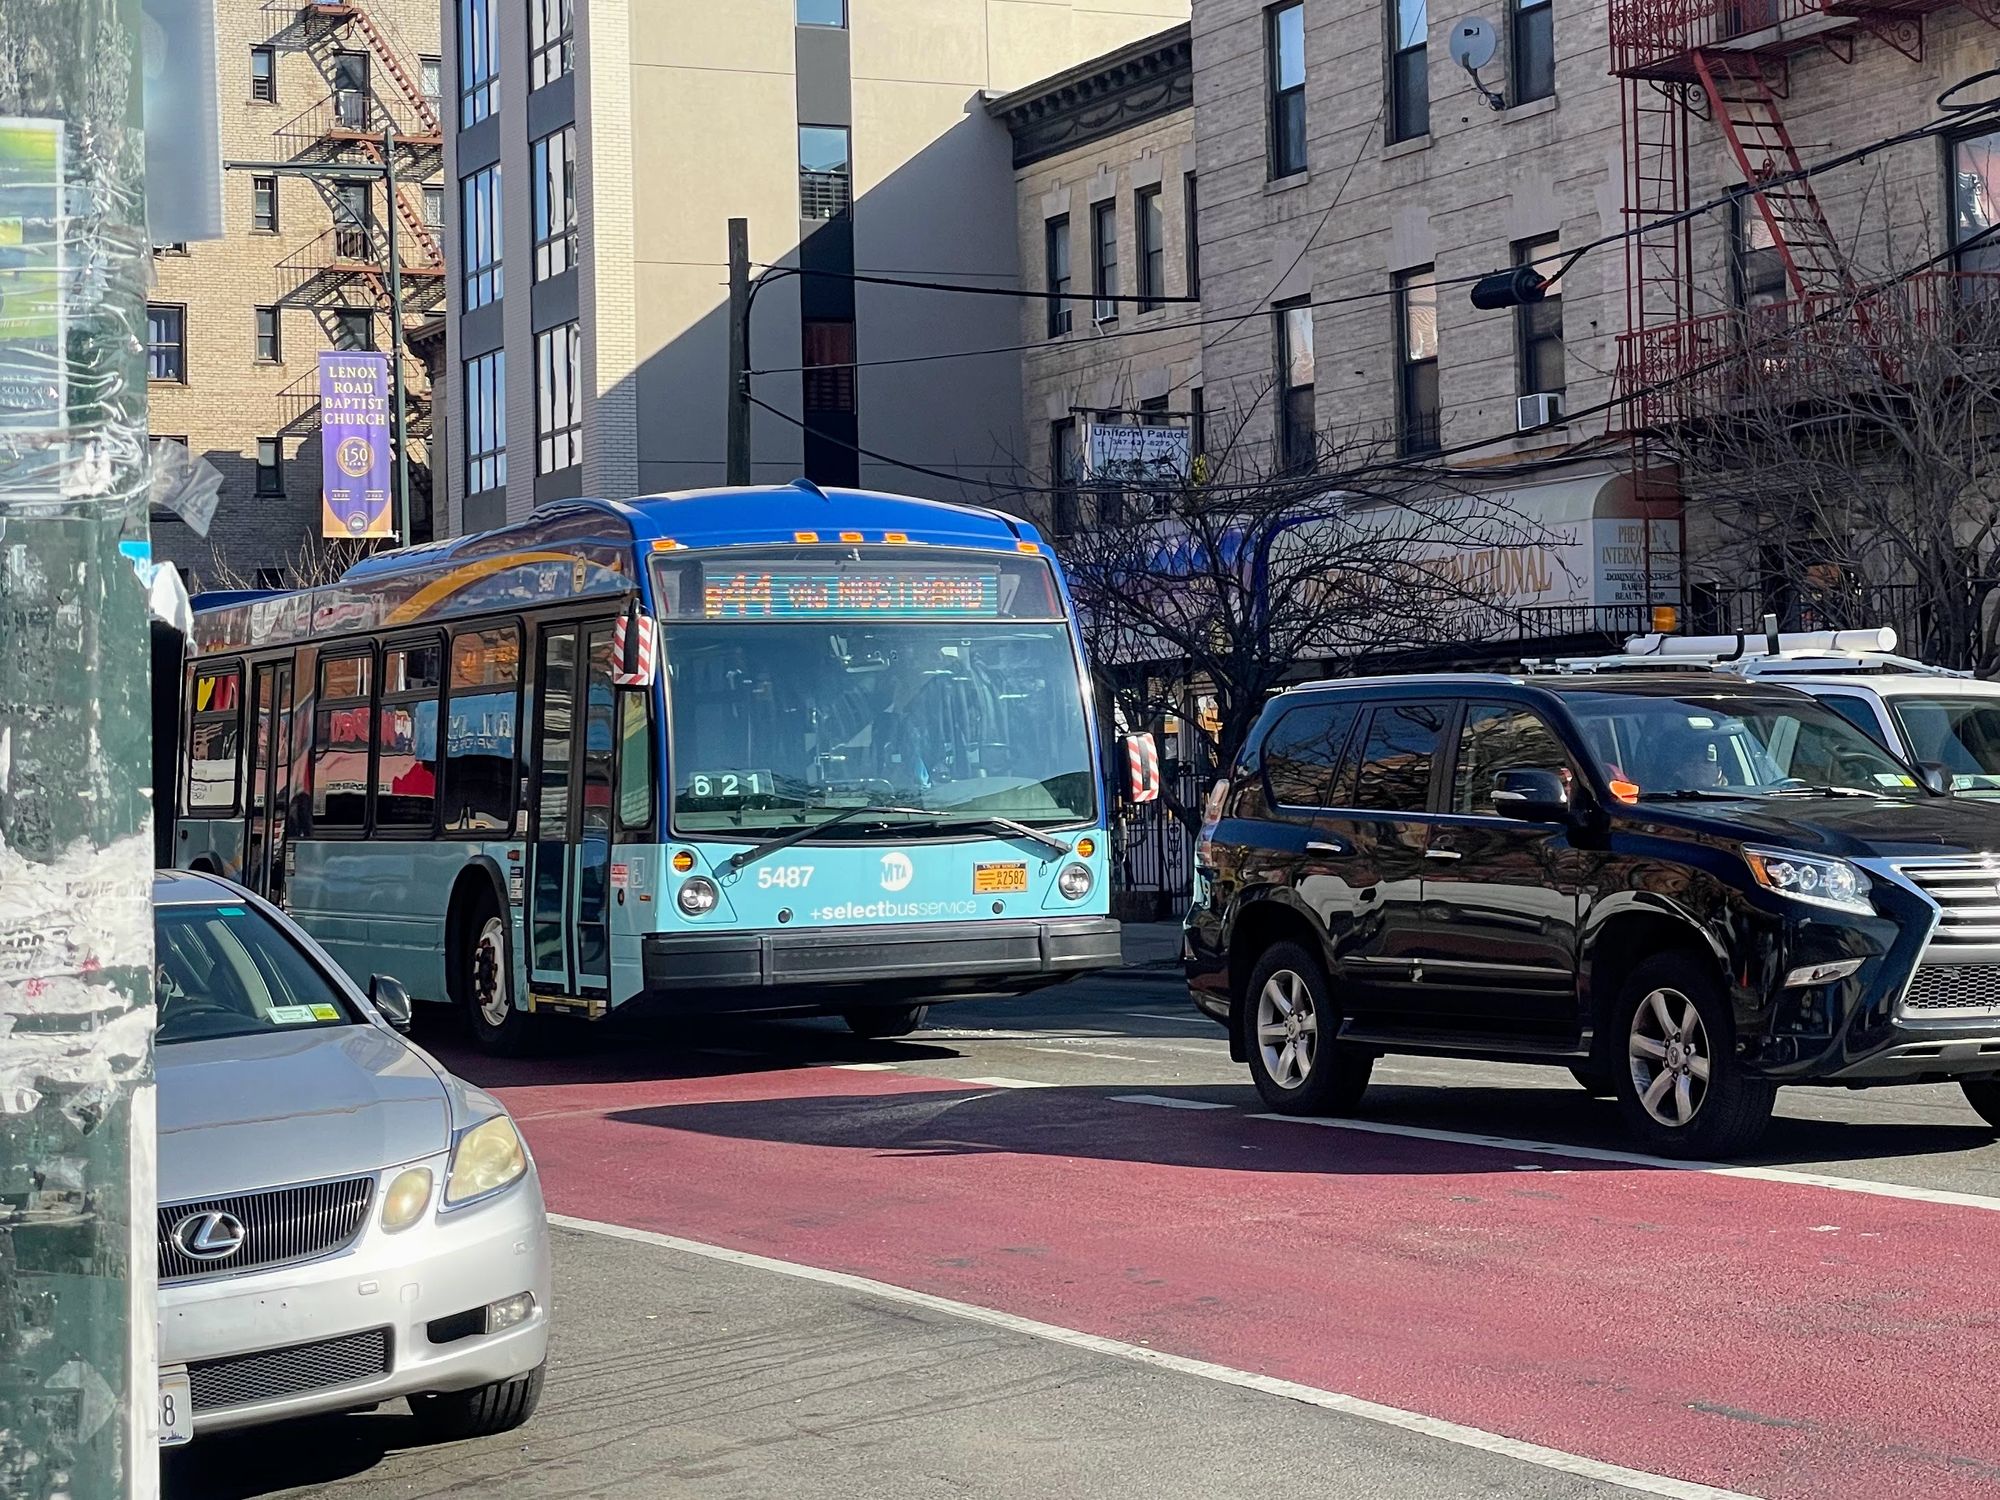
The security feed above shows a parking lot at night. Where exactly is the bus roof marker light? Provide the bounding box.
[652,539,683,552]
[795,531,820,543]
[1016,541,1040,554]
[884,531,910,544]
[838,531,864,544]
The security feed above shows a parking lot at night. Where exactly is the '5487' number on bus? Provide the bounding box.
[686,771,772,799]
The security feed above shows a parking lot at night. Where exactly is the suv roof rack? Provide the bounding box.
[1525,616,1971,681]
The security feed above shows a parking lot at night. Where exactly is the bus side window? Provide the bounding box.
[446,627,521,835]
[313,652,373,831]
[617,690,654,834]
[185,663,244,815]
[378,639,444,831]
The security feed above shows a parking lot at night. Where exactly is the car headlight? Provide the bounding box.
[381,1166,433,1232]
[677,876,719,916]
[1057,862,1094,900]
[444,1115,528,1206]
[1744,849,1873,914]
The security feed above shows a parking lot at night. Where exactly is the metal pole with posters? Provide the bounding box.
[0,0,159,1497]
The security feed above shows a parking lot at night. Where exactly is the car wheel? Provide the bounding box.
[1568,1065,1616,1098]
[1243,941,1372,1115]
[464,907,543,1057]
[843,1004,929,1039]
[408,1361,545,1442]
[1613,952,1773,1159]
[1959,1079,2000,1130]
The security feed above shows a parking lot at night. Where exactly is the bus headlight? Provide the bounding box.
[445,1116,527,1206]
[677,877,719,916]
[1058,863,1094,900]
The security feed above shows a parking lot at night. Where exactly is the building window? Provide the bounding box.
[1515,236,1564,397]
[1731,199,1786,309]
[254,306,282,364]
[1275,298,1315,471]
[799,126,852,219]
[333,306,373,350]
[1091,200,1118,323]
[1139,395,1170,425]
[1512,0,1554,105]
[147,304,185,383]
[798,0,846,23]
[421,56,442,121]
[1953,129,2000,274]
[802,320,856,413]
[1050,418,1079,535]
[1190,386,1207,469]
[254,568,286,590]
[251,174,278,233]
[536,323,581,473]
[1183,173,1200,297]
[465,350,506,495]
[532,125,577,281]
[152,241,188,256]
[254,437,284,497]
[1136,185,1165,312]
[461,164,502,308]
[250,45,276,103]
[459,0,499,127]
[423,185,444,228]
[1268,3,1307,178]
[1391,0,1429,143]
[333,180,371,260]
[331,51,370,130]
[1396,266,1440,455]
[528,0,573,90]
[1045,215,1072,337]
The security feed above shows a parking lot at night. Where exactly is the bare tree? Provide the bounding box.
[208,531,386,592]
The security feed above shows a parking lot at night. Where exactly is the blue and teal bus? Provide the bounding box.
[172,483,1125,1052]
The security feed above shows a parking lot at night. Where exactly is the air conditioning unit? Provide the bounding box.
[1517,392,1563,431]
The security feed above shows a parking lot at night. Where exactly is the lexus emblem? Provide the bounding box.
[171,1210,247,1261]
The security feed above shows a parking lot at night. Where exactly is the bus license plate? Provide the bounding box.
[973,862,1028,894]
[159,1368,192,1446]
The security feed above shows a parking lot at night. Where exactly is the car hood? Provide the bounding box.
[156,1026,451,1203]
[1634,794,2000,860]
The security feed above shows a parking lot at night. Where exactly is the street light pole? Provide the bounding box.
[383,121,409,546]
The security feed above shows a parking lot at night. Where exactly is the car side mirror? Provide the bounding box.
[369,974,414,1033]
[1918,761,1953,796]
[1490,767,1572,821]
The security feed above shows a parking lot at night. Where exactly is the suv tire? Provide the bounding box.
[1612,951,1773,1159]
[843,1004,929,1039]
[1959,1079,2000,1130]
[1243,941,1372,1115]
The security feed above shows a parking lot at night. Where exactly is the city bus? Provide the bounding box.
[170,482,1130,1052]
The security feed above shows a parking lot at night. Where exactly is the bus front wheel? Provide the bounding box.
[842,1004,928,1040]
[464,908,542,1056]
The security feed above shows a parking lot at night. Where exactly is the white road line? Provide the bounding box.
[550,1213,1757,1500]
[960,1076,1054,1089]
[1111,1094,1234,1111]
[1129,1012,1207,1024]
[1248,1114,2000,1213]
[827,1061,900,1071]
[1025,1045,1143,1061]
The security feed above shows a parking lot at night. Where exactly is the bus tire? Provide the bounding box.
[842,1004,928,1039]
[462,902,542,1057]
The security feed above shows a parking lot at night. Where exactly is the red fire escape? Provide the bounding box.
[1608,0,1982,428]
[268,0,444,536]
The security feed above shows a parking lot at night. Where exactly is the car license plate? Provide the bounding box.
[159,1368,192,1446]
[973,861,1028,894]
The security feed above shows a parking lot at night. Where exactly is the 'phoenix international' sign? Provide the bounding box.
[319,351,393,539]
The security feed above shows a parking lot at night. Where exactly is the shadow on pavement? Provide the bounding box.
[161,1410,432,1499]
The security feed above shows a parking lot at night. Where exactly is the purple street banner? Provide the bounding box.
[319,350,394,539]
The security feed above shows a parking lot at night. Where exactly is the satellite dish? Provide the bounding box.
[1450,16,1499,72]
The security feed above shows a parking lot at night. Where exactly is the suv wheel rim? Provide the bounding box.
[1256,970,1318,1089]
[474,917,510,1029]
[1628,986,1711,1127]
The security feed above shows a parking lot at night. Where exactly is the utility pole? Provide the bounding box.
[0,1,158,1497]
[727,217,751,486]
[384,120,410,546]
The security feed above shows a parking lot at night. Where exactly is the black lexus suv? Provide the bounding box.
[1184,670,2000,1157]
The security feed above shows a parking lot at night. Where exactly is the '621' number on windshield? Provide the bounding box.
[686,771,771,799]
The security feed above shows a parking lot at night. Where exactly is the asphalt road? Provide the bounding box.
[163,967,2000,1499]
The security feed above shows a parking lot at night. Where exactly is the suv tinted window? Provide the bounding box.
[1261,701,1359,807]
[1352,703,1443,812]
[1454,702,1570,814]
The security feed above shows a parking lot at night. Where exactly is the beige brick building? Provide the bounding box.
[992,25,1201,537]
[147,0,443,588]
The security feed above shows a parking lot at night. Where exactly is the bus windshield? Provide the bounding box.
[663,619,1096,834]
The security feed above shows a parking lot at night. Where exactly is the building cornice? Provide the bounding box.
[986,24,1192,170]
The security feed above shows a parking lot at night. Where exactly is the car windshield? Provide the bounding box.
[1890,696,2000,796]
[1555,690,1923,799]
[663,620,1097,835]
[155,902,357,1044]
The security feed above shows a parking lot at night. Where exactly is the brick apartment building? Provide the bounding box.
[147,0,443,588]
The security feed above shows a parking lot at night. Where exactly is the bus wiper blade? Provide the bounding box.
[723,804,930,874]
[922,813,1072,858]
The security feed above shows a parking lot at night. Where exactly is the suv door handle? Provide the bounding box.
[1304,839,1350,856]
[1423,848,1463,861]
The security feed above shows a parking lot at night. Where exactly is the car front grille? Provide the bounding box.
[188,1328,392,1414]
[1899,859,2000,947]
[1901,965,2000,1018]
[158,1176,374,1284]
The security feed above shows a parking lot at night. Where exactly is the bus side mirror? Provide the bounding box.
[1125,733,1161,803]
[612,603,658,688]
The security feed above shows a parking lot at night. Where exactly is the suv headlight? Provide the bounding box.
[444,1114,528,1206]
[1744,849,1873,915]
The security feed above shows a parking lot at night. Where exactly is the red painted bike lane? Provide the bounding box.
[495,1064,2000,1499]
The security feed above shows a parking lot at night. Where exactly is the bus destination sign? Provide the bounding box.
[701,567,1001,619]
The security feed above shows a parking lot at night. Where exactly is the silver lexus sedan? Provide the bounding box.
[154,871,551,1445]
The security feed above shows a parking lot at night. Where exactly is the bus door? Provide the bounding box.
[245,659,294,901]
[528,621,617,996]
